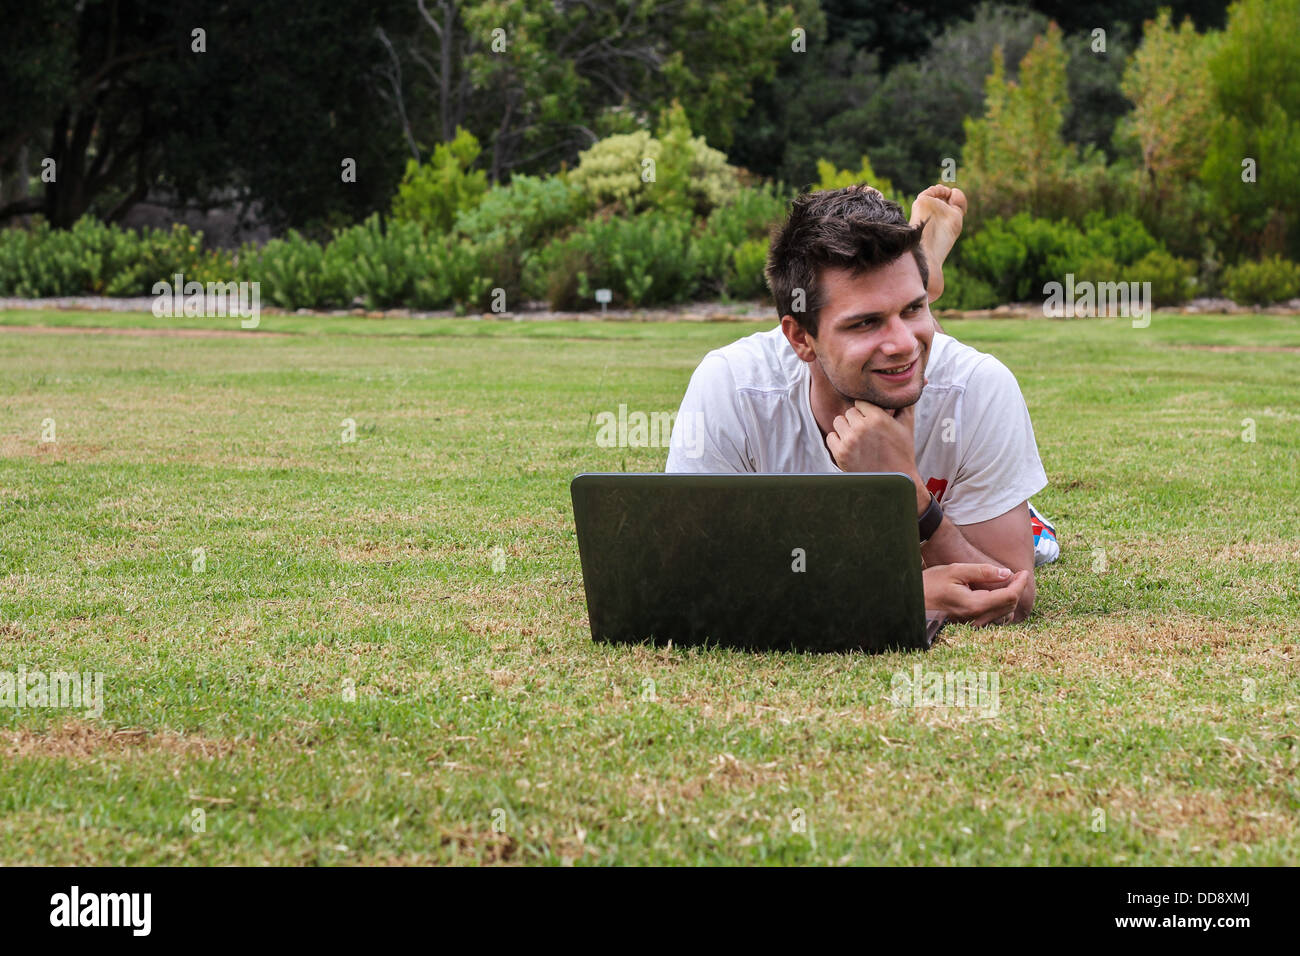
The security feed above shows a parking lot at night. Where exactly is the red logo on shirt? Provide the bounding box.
[925,477,948,503]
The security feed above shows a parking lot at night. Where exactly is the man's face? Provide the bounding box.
[807,255,934,410]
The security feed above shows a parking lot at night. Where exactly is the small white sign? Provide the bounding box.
[594,288,612,304]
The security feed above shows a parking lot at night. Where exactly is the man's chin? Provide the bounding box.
[851,384,923,410]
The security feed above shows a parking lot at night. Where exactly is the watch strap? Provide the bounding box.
[918,492,943,543]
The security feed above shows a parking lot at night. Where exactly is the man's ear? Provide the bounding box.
[780,314,817,363]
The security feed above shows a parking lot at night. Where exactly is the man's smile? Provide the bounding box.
[871,356,920,381]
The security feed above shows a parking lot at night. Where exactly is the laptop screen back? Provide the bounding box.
[570,473,928,653]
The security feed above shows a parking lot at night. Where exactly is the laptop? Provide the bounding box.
[570,473,945,653]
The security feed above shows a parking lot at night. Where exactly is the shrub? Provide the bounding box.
[569,130,656,212]
[1066,248,1196,308]
[524,210,700,309]
[959,218,1024,301]
[187,246,247,287]
[0,218,207,297]
[0,226,42,296]
[51,218,133,295]
[570,106,739,217]
[326,215,431,309]
[259,230,341,309]
[454,174,587,249]
[693,184,788,297]
[1073,254,1124,286]
[1221,255,1300,304]
[811,155,910,216]
[413,234,499,313]
[454,174,588,302]
[117,224,212,296]
[1129,248,1197,305]
[938,265,1000,310]
[727,238,770,300]
[958,212,1166,302]
[391,127,488,234]
[1080,211,1161,267]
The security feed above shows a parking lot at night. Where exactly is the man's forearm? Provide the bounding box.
[921,518,1037,620]
[921,516,996,566]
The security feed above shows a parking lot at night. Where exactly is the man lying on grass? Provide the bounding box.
[666,184,1057,627]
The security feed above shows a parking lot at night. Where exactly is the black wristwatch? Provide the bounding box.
[918,493,943,543]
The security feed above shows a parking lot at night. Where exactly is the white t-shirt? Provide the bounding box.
[665,327,1047,525]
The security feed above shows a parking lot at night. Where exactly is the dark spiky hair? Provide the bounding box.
[765,186,928,336]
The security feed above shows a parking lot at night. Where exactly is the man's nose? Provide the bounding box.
[878,313,918,357]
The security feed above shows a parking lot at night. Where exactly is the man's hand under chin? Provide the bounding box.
[826,399,930,514]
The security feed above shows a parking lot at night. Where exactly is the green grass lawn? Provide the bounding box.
[1,307,1297,865]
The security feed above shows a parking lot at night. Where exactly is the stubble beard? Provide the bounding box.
[816,351,924,411]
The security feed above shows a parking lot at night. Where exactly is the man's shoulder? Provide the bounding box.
[696,325,803,394]
[927,332,1016,393]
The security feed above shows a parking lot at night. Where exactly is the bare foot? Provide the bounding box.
[912,184,967,303]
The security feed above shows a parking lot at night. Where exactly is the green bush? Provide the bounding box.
[0,226,42,295]
[938,265,1000,310]
[693,184,788,297]
[120,224,212,296]
[454,174,588,303]
[727,239,770,300]
[413,234,499,313]
[811,155,911,217]
[1080,212,1161,267]
[1073,254,1124,285]
[391,127,488,234]
[570,106,739,217]
[186,247,242,287]
[1221,255,1300,304]
[259,230,342,309]
[1129,248,1197,305]
[455,174,587,248]
[958,218,1025,301]
[959,212,1166,303]
[1059,248,1195,308]
[0,218,208,297]
[524,210,700,309]
[325,215,432,309]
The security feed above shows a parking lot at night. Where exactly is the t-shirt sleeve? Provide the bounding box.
[664,353,756,472]
[944,356,1048,524]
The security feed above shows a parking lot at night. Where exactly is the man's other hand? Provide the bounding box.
[922,563,1030,627]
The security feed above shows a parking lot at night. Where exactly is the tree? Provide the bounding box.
[960,23,1086,223]
[849,3,1050,194]
[394,0,796,182]
[728,2,1051,194]
[1201,0,1300,257]
[391,127,488,232]
[0,0,185,226]
[1119,11,1219,207]
[0,0,412,233]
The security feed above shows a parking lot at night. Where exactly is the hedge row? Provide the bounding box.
[0,183,786,311]
[942,212,1300,309]
[3,195,1298,310]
